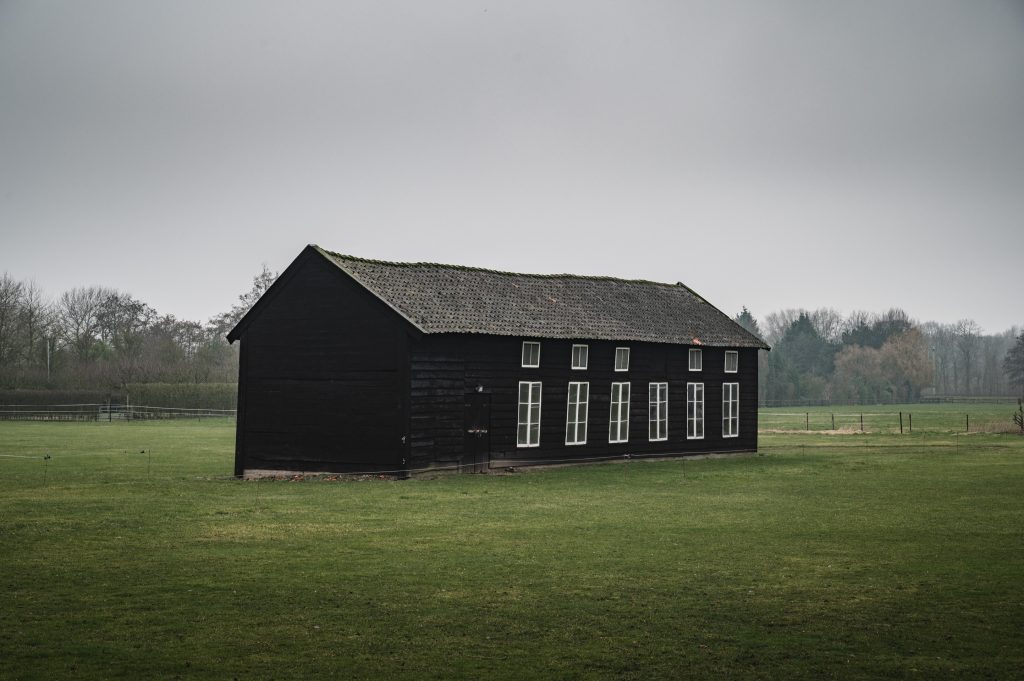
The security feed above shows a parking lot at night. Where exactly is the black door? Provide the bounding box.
[463,393,491,473]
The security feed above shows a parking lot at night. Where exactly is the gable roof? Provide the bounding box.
[309,245,768,349]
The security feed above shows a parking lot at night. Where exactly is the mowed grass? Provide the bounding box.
[1,420,1023,680]
[760,401,1022,433]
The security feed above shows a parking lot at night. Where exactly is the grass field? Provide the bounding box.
[760,401,1022,434]
[1,418,1023,680]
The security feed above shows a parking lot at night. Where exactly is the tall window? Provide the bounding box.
[565,382,589,445]
[609,382,630,443]
[722,382,739,438]
[648,382,668,441]
[614,347,630,372]
[517,381,542,447]
[571,344,589,370]
[687,382,704,439]
[522,341,541,368]
[724,350,738,373]
[689,348,702,371]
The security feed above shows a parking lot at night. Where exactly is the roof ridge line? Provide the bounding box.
[316,246,683,288]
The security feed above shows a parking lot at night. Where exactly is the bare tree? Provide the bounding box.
[0,273,24,367]
[809,308,845,344]
[55,286,111,363]
[879,328,933,401]
[208,265,278,339]
[18,280,50,368]
[844,310,873,334]
[763,308,803,346]
[1004,333,1024,394]
[953,319,982,394]
[96,292,158,385]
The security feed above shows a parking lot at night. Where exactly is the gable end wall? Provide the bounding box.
[234,254,410,474]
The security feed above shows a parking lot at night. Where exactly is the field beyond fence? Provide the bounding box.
[760,402,1020,434]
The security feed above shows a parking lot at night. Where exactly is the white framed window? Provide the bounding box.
[571,344,589,370]
[614,347,630,372]
[609,381,630,443]
[724,350,738,373]
[517,381,542,447]
[565,382,589,445]
[522,341,541,368]
[648,382,668,442]
[722,382,739,438]
[689,348,702,372]
[687,382,704,440]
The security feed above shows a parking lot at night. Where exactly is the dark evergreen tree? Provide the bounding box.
[733,306,763,339]
[766,313,837,402]
[1005,333,1024,393]
[841,308,912,348]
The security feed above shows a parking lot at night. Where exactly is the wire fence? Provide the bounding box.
[759,396,1020,408]
[0,403,236,422]
[759,410,1014,434]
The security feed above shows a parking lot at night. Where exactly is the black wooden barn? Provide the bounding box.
[227,245,769,477]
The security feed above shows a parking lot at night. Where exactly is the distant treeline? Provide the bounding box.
[0,267,275,399]
[734,307,1024,405]
[2,267,1022,408]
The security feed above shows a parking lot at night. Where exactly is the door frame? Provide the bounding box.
[463,391,491,473]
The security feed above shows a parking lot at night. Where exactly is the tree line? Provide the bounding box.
[2,267,1022,406]
[0,268,275,391]
[733,307,1024,405]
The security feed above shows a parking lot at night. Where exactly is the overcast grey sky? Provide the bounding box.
[1,1,1022,333]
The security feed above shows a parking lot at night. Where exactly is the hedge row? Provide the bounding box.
[126,383,238,410]
[0,389,119,406]
[0,383,238,410]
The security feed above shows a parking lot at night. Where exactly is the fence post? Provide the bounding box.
[831,413,835,430]
[909,413,912,433]
[805,412,809,431]
[899,412,903,434]
[966,414,969,433]
[860,413,864,432]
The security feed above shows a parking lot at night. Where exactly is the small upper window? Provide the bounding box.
[689,348,702,372]
[725,351,738,373]
[614,347,630,372]
[522,341,541,368]
[571,344,589,370]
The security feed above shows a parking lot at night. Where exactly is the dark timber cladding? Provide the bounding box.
[227,244,770,477]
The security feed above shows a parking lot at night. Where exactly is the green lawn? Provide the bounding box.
[1,419,1022,680]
